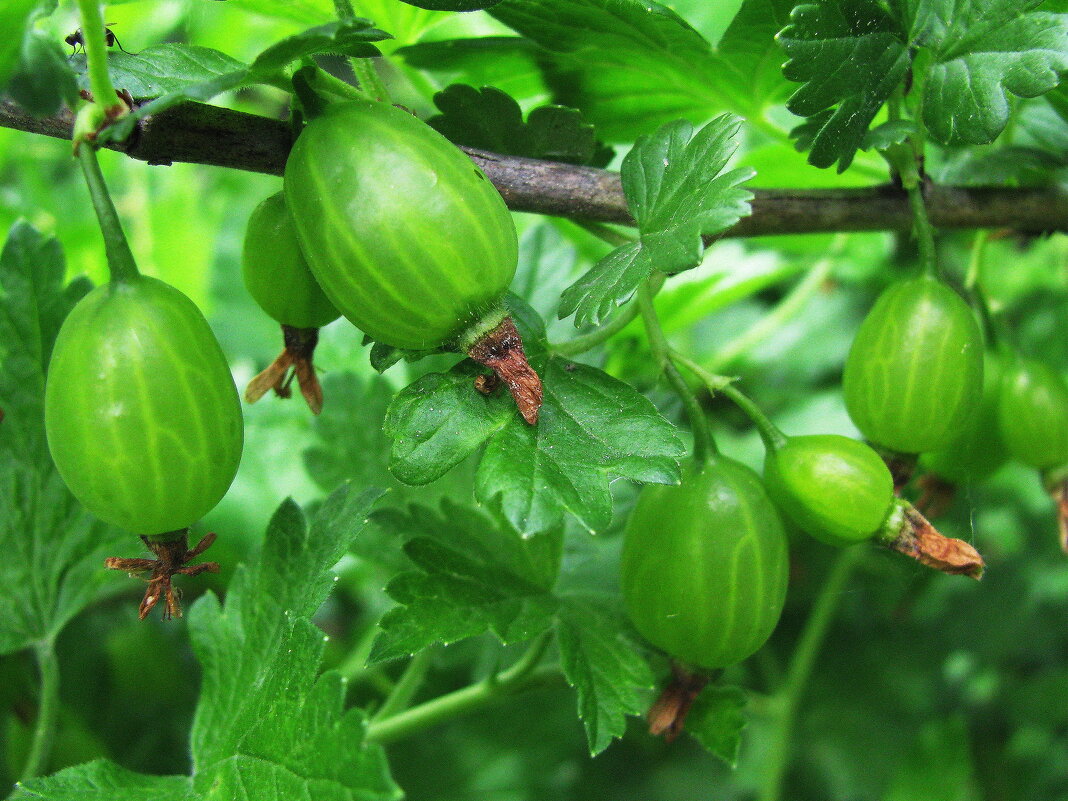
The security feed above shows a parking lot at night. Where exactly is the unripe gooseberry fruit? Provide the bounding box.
[242,192,339,413]
[920,351,1009,484]
[283,99,542,423]
[842,276,983,455]
[45,276,242,618]
[621,457,789,669]
[997,358,1068,472]
[764,433,895,546]
[243,192,339,330]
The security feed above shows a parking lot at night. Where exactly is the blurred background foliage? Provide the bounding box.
[2,1,1067,800]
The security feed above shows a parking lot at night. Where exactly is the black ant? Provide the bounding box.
[65,23,136,56]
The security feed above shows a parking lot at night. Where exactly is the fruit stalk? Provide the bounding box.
[76,145,139,283]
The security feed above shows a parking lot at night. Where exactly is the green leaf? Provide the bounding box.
[914,1,1068,145]
[0,223,123,655]
[684,684,748,767]
[395,37,549,104]
[77,44,247,99]
[189,485,401,799]
[559,115,754,326]
[14,487,401,800]
[428,84,598,164]
[304,371,405,494]
[95,21,390,144]
[369,501,561,662]
[7,30,77,116]
[712,0,797,110]
[778,0,910,171]
[385,301,685,535]
[554,598,655,754]
[13,761,195,800]
[0,0,39,90]
[490,0,724,141]
[249,19,391,77]
[0,222,90,464]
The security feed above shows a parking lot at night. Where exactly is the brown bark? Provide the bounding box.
[4,99,1067,238]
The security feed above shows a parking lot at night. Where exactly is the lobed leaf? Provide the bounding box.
[554,598,655,754]
[915,1,1068,145]
[368,500,562,662]
[684,684,748,767]
[428,84,599,164]
[559,115,754,326]
[778,0,910,171]
[384,300,684,535]
[0,223,122,655]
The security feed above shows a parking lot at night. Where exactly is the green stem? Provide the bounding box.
[965,229,989,292]
[904,171,938,278]
[671,351,787,453]
[637,280,717,462]
[758,547,864,801]
[373,649,433,721]
[332,0,391,103]
[705,235,845,372]
[366,633,557,745]
[333,0,358,17]
[20,640,60,781]
[77,145,140,283]
[350,57,390,104]
[310,67,370,102]
[553,273,665,357]
[75,0,118,110]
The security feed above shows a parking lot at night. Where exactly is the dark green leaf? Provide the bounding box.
[369,500,561,662]
[554,598,655,754]
[383,360,514,486]
[428,84,598,164]
[914,2,1068,145]
[13,761,195,800]
[0,223,122,655]
[0,0,38,90]
[398,0,502,9]
[8,30,77,116]
[684,684,748,767]
[385,302,684,534]
[189,485,401,800]
[778,0,910,171]
[559,115,754,326]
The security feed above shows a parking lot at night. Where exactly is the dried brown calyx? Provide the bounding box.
[105,530,219,620]
[879,500,985,579]
[245,325,325,414]
[647,663,710,742]
[466,316,543,425]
